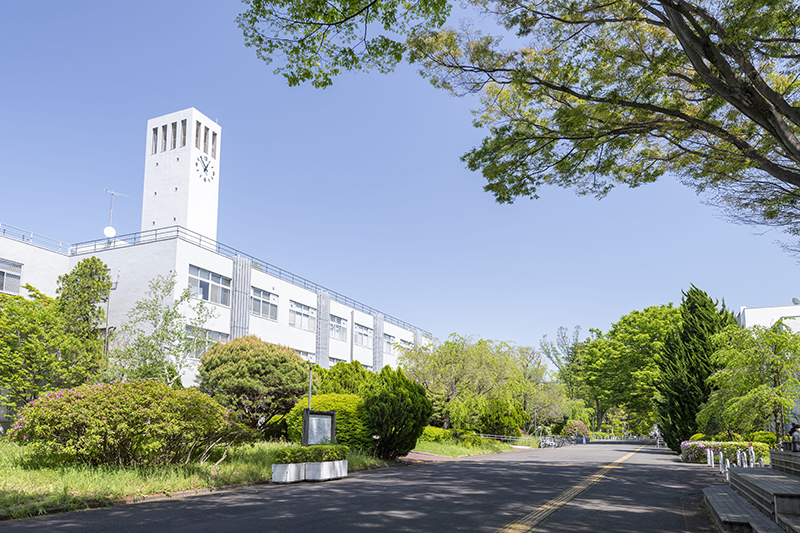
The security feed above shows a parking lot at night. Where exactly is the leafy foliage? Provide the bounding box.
[106,272,215,385]
[656,286,737,452]
[418,425,454,443]
[56,257,112,343]
[680,440,769,464]
[697,322,800,446]
[564,419,591,437]
[0,286,89,412]
[319,360,370,395]
[362,366,433,460]
[8,381,252,466]
[240,0,800,250]
[199,336,308,434]
[285,393,373,451]
[272,444,349,464]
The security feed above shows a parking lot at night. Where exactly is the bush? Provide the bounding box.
[285,393,372,451]
[319,361,370,395]
[712,431,743,442]
[199,336,308,436]
[749,431,778,448]
[689,433,706,441]
[477,398,526,437]
[272,444,349,464]
[8,381,252,466]
[419,426,454,443]
[680,440,769,464]
[362,367,433,460]
[564,420,591,437]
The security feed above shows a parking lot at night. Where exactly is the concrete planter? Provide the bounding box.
[305,460,348,481]
[272,462,306,484]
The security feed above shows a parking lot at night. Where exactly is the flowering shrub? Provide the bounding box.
[8,381,253,466]
[680,440,769,464]
[564,420,591,437]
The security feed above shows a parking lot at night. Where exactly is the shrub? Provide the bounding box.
[749,431,778,448]
[272,444,349,464]
[285,394,372,451]
[199,336,308,436]
[419,426,454,443]
[689,433,706,441]
[362,367,433,460]
[319,361,370,395]
[680,440,769,464]
[7,381,252,466]
[564,420,591,437]
[477,398,526,436]
[712,431,743,442]
[459,432,489,448]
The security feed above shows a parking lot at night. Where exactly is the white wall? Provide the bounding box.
[0,235,70,297]
[738,305,800,333]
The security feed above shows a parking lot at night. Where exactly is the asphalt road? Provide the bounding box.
[1,442,724,532]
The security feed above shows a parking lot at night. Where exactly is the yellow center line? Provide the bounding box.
[496,445,647,533]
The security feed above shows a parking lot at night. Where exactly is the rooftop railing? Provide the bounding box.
[70,225,431,336]
[0,223,72,254]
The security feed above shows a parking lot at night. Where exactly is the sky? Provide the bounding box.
[1,1,799,351]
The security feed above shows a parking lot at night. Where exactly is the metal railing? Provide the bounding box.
[0,223,72,254]
[70,225,431,336]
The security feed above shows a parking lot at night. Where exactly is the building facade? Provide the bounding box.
[0,108,428,389]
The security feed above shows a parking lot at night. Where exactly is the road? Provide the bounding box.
[0,442,724,532]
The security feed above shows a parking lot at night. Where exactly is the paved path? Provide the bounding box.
[0,442,724,532]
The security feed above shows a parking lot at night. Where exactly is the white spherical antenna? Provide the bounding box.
[793,297,800,305]
[103,226,117,238]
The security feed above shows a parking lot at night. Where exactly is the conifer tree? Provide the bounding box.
[656,286,737,452]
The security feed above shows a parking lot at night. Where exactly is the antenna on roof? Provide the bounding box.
[103,188,129,238]
[793,297,800,305]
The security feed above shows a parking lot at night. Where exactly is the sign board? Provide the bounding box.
[302,409,336,446]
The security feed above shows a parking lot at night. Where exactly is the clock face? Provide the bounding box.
[195,154,216,182]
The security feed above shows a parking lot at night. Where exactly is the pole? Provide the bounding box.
[308,361,313,411]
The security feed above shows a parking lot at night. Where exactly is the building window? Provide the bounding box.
[189,265,231,306]
[295,350,315,363]
[330,357,346,366]
[399,339,413,351]
[152,127,158,154]
[203,126,209,154]
[186,326,229,359]
[354,323,372,347]
[195,121,201,149]
[211,131,217,159]
[180,119,187,147]
[384,334,395,356]
[289,301,316,332]
[0,258,22,295]
[161,124,167,152]
[170,122,177,149]
[330,315,347,341]
[251,287,278,320]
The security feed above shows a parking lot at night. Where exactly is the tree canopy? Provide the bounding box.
[239,0,800,249]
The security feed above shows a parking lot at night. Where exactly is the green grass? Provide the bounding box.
[413,439,513,457]
[0,441,389,521]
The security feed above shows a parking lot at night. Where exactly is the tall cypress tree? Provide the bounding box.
[656,286,737,452]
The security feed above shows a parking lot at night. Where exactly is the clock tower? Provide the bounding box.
[141,108,221,240]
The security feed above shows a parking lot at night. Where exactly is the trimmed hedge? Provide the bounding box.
[285,393,372,451]
[8,381,252,466]
[680,440,769,464]
[419,426,454,443]
[750,431,777,448]
[272,444,349,464]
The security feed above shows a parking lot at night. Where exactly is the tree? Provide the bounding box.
[106,272,215,386]
[0,286,84,411]
[583,305,680,432]
[697,323,800,446]
[238,0,800,250]
[55,257,112,378]
[199,335,309,434]
[319,360,371,395]
[507,345,569,433]
[539,326,584,401]
[398,334,513,428]
[362,366,433,460]
[656,286,737,452]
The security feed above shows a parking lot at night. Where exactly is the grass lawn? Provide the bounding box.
[412,439,514,458]
[0,441,388,521]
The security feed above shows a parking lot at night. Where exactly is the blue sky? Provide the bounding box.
[2,1,798,351]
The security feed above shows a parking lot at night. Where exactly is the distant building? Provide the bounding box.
[0,108,428,389]
[737,304,800,333]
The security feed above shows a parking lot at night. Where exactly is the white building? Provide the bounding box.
[0,108,428,387]
[737,304,800,333]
